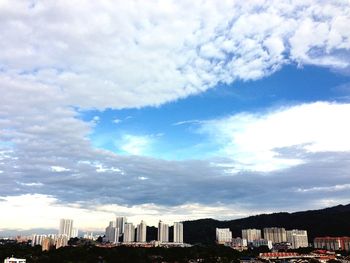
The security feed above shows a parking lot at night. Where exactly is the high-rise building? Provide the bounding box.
[286,230,308,249]
[158,220,169,242]
[71,228,79,238]
[31,234,47,247]
[263,227,287,243]
[136,220,147,242]
[116,216,126,241]
[42,237,55,251]
[105,221,119,243]
[83,232,95,240]
[55,235,69,249]
[242,229,261,243]
[59,219,74,238]
[216,228,232,244]
[123,223,135,243]
[173,222,183,243]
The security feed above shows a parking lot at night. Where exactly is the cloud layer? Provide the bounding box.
[200,102,350,171]
[1,0,350,109]
[1,1,350,228]
[1,76,350,227]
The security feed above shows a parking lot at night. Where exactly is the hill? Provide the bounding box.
[183,204,350,244]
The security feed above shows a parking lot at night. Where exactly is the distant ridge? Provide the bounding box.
[1,204,350,244]
[183,204,350,244]
[0,228,57,237]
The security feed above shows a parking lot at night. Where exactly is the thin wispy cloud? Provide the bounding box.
[172,120,202,126]
[116,134,153,156]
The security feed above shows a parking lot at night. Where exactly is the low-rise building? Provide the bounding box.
[4,257,26,263]
[252,239,273,250]
[314,236,350,251]
[259,252,299,260]
[230,237,248,251]
[272,242,291,251]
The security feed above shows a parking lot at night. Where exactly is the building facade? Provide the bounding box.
[59,219,74,238]
[42,237,55,251]
[314,237,350,251]
[216,228,232,244]
[252,239,273,249]
[116,216,126,241]
[31,234,46,247]
[173,222,184,243]
[286,229,308,249]
[3,257,26,263]
[71,228,79,238]
[123,223,135,243]
[242,229,262,243]
[232,237,248,248]
[136,220,147,242]
[105,221,119,243]
[158,221,169,242]
[55,235,69,249]
[263,227,287,243]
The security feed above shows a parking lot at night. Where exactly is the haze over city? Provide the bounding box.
[1,0,350,231]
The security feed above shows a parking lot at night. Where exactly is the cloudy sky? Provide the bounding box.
[1,0,350,231]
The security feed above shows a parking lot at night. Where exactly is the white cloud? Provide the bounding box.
[138,176,148,181]
[0,193,263,229]
[94,163,123,174]
[172,120,202,126]
[0,194,115,230]
[113,118,122,124]
[201,102,350,171]
[117,134,153,155]
[16,182,43,187]
[297,184,350,193]
[51,166,70,172]
[91,116,100,124]
[0,1,349,109]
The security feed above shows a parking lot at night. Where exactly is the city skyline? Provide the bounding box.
[1,0,350,230]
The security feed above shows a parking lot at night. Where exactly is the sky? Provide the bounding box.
[1,0,350,231]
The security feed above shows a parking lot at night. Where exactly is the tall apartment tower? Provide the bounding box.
[116,216,126,241]
[136,220,147,242]
[157,220,169,242]
[32,234,47,247]
[123,223,135,243]
[263,227,287,243]
[71,228,79,238]
[242,229,261,242]
[105,221,119,243]
[58,219,73,238]
[42,237,55,251]
[216,228,232,243]
[173,222,184,243]
[55,235,69,249]
[286,229,308,249]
